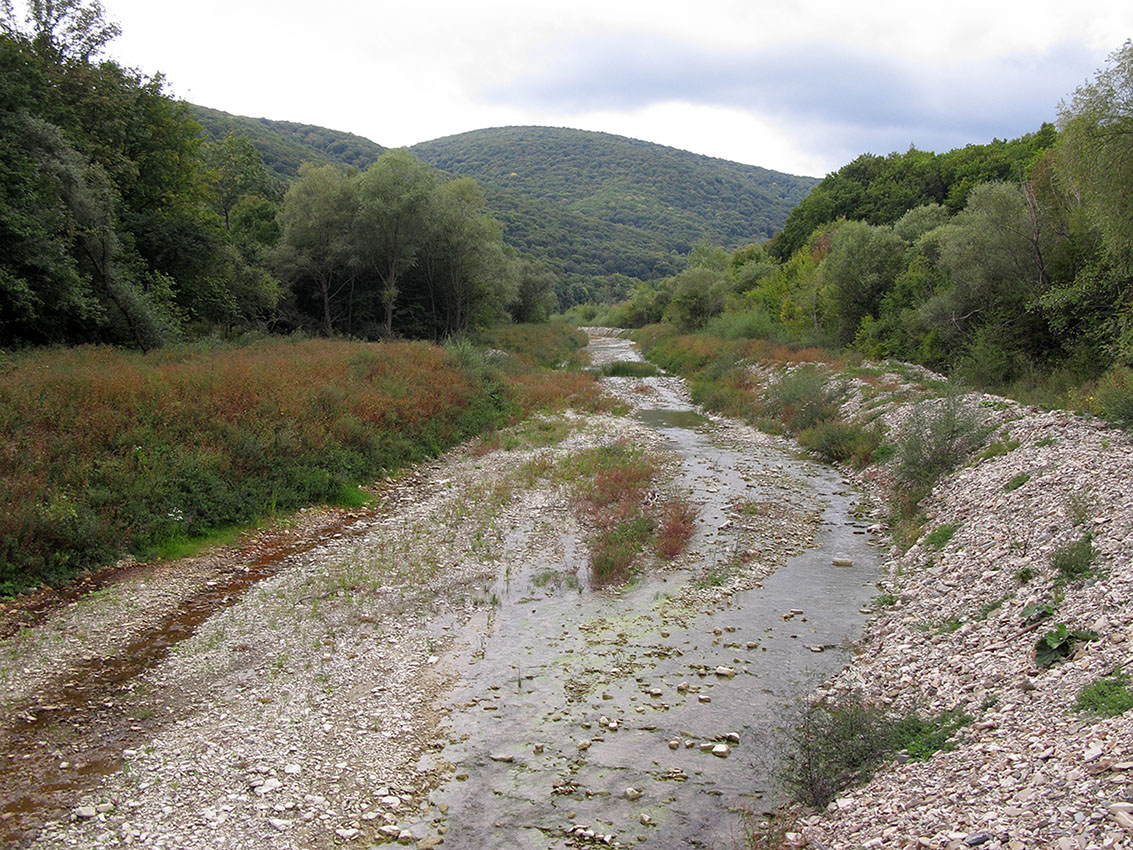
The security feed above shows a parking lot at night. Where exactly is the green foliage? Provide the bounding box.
[191,104,385,181]
[1051,534,1097,583]
[410,126,818,305]
[797,419,881,467]
[924,523,958,550]
[1091,365,1133,428]
[780,694,969,809]
[895,391,985,494]
[597,361,660,378]
[1035,624,1099,668]
[1075,668,1133,718]
[0,338,517,594]
[1022,601,1056,623]
[976,438,1021,461]
[1005,472,1031,491]
[761,366,843,432]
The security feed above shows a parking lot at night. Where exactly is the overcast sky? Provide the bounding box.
[98,0,1130,177]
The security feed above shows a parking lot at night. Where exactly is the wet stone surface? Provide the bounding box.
[421,330,880,849]
[4,329,881,849]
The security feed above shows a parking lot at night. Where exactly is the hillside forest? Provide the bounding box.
[0,2,556,350]
[585,40,1133,412]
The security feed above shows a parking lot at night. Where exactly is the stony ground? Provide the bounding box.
[767,363,1133,850]
[5,339,1132,850]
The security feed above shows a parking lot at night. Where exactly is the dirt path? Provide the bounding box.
[1,330,881,849]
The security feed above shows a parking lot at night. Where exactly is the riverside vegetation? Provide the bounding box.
[0,324,604,595]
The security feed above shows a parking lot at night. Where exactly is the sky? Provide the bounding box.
[94,0,1132,177]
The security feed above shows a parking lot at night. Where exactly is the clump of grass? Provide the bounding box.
[976,438,1021,461]
[923,523,958,550]
[655,498,697,559]
[1052,534,1097,584]
[797,420,882,467]
[596,361,660,378]
[1004,472,1031,492]
[558,442,692,584]
[1075,668,1133,718]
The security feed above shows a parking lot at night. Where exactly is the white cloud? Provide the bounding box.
[98,0,1133,175]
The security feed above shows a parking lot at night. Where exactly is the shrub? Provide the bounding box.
[779,694,970,809]
[597,360,660,378]
[1092,365,1133,428]
[797,420,882,467]
[1052,534,1097,583]
[761,366,844,432]
[1075,668,1133,718]
[895,389,985,494]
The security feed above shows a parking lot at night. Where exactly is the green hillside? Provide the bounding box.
[186,112,818,304]
[411,127,818,302]
[191,104,386,182]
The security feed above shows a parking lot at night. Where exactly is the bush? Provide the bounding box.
[761,366,844,432]
[797,419,882,466]
[597,360,660,378]
[895,389,985,493]
[780,694,970,809]
[1092,365,1133,428]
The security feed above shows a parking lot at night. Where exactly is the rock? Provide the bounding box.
[624,787,642,801]
[335,827,361,840]
[640,814,652,825]
[698,694,711,703]
[711,744,731,758]
[832,557,853,567]
[964,833,992,846]
[489,753,514,763]
[283,763,301,774]
[714,666,736,678]
[668,739,680,749]
[417,837,444,849]
[577,739,591,751]
[269,818,292,831]
[533,743,545,754]
[379,825,402,838]
[724,732,741,744]
[75,806,97,819]
[254,777,282,796]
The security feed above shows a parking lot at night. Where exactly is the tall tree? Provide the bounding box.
[355,150,437,337]
[273,163,358,336]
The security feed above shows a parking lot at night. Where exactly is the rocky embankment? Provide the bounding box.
[767,362,1133,849]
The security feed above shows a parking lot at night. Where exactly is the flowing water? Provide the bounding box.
[421,333,880,848]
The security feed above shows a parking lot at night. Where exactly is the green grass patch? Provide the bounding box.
[924,523,958,550]
[596,360,661,378]
[1004,472,1031,492]
[1075,668,1133,718]
[976,438,1021,461]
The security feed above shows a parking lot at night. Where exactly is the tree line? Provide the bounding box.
[595,41,1133,396]
[0,0,554,351]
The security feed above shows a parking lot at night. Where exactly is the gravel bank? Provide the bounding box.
[766,363,1133,850]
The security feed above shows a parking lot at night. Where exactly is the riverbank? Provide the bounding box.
[748,359,1133,849]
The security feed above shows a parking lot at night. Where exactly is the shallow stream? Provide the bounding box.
[421,333,880,848]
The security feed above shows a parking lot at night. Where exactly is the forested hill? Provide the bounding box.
[191,105,386,182]
[410,126,819,303]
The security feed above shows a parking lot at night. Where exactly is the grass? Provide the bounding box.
[1004,472,1031,492]
[1052,534,1097,585]
[1075,668,1133,718]
[555,442,696,584]
[923,523,958,550]
[0,328,606,596]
